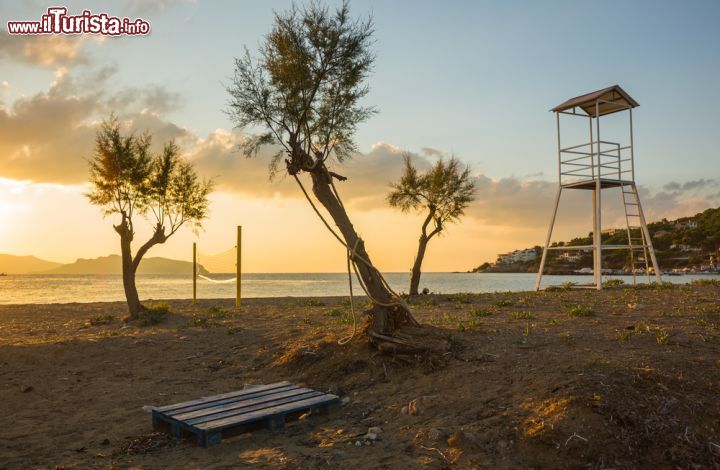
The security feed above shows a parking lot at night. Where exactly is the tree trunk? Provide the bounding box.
[119,233,144,320]
[308,168,417,335]
[115,220,166,321]
[409,235,428,296]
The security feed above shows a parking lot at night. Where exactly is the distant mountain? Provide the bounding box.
[0,254,63,274]
[42,254,207,275]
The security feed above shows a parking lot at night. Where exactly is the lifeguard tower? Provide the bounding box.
[536,85,661,290]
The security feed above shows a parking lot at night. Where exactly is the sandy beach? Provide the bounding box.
[1,283,719,469]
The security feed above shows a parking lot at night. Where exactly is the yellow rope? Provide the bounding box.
[292,173,414,339]
[337,244,356,345]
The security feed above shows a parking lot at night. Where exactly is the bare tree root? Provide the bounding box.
[369,324,451,356]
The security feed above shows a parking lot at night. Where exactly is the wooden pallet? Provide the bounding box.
[152,381,339,447]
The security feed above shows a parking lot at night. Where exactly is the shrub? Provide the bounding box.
[565,304,595,317]
[602,279,625,288]
[323,308,354,325]
[189,314,208,327]
[510,311,534,320]
[691,278,720,287]
[226,326,241,335]
[138,303,169,326]
[631,281,674,290]
[471,308,492,318]
[207,306,232,319]
[616,329,633,341]
[460,318,480,331]
[89,314,114,326]
[306,299,325,307]
[444,292,474,304]
[495,299,513,307]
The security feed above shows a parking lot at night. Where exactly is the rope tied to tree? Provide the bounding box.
[292,173,415,345]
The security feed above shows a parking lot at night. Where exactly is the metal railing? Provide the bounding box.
[559,140,633,186]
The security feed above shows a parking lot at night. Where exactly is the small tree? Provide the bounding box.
[227,2,419,342]
[388,153,475,295]
[87,116,212,320]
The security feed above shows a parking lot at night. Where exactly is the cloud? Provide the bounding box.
[124,0,196,16]
[663,178,716,192]
[0,67,188,184]
[105,84,182,114]
[183,138,433,206]
[420,146,445,158]
[642,180,720,222]
[0,67,715,236]
[0,32,89,67]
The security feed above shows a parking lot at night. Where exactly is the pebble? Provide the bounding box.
[427,428,444,442]
[407,395,440,416]
[355,440,361,447]
[21,385,33,393]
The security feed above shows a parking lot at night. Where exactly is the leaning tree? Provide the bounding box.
[227,2,419,344]
[87,115,213,320]
[388,153,475,295]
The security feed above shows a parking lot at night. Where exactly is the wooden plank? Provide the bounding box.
[163,384,300,417]
[174,387,317,422]
[185,390,324,426]
[156,381,292,413]
[195,394,339,431]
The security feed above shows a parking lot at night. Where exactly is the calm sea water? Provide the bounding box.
[1,272,718,305]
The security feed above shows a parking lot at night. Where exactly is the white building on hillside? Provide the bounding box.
[675,219,698,229]
[497,248,537,264]
[559,252,583,263]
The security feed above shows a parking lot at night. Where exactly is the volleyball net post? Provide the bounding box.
[240,225,242,309]
[192,242,197,304]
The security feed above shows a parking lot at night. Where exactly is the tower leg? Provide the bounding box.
[536,187,562,291]
[632,184,662,283]
[593,181,602,290]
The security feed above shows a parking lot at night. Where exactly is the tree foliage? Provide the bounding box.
[87,116,212,238]
[227,0,375,176]
[388,153,476,238]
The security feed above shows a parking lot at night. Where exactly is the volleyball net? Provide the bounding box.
[193,226,242,307]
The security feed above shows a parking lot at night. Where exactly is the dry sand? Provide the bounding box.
[1,283,719,469]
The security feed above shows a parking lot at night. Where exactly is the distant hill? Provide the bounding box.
[42,255,208,275]
[0,254,63,274]
[471,206,720,273]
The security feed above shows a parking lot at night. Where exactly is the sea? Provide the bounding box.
[1,272,718,305]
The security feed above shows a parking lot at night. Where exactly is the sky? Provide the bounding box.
[0,0,719,272]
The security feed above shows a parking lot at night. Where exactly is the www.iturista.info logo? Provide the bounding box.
[6,7,151,35]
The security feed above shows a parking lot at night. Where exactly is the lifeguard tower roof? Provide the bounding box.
[552,85,639,117]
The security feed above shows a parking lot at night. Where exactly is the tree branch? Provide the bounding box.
[132,224,167,273]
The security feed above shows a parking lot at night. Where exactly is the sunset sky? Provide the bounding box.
[1,0,719,272]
